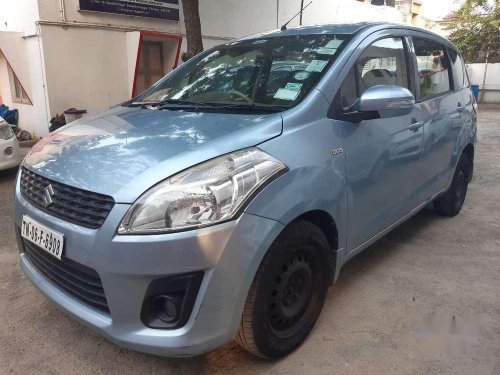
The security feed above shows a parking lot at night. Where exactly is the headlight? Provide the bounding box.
[118,148,286,234]
[0,124,14,140]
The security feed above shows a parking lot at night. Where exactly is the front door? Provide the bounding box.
[335,36,425,251]
[135,41,165,96]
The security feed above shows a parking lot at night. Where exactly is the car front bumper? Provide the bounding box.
[14,174,284,357]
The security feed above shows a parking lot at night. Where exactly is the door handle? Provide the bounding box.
[409,121,424,132]
[457,103,466,112]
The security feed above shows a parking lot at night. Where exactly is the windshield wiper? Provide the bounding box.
[203,103,289,113]
[156,99,212,108]
[128,99,211,108]
[130,99,288,113]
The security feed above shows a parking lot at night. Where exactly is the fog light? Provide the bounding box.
[141,272,203,329]
[152,294,181,323]
[4,147,13,156]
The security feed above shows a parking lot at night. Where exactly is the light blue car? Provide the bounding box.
[14,23,476,359]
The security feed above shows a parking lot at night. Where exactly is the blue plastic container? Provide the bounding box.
[471,85,480,100]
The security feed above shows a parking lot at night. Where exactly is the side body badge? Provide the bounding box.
[331,148,344,156]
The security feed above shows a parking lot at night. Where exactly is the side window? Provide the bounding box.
[357,38,409,95]
[448,48,466,91]
[413,38,451,99]
[337,37,409,111]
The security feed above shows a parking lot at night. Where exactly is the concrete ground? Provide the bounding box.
[0,106,499,374]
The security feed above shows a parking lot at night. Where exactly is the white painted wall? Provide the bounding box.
[0,0,50,136]
[0,32,50,137]
[278,0,403,27]
[0,32,35,95]
[467,63,500,103]
[199,0,279,39]
[0,0,40,34]
[41,25,131,116]
[125,31,141,96]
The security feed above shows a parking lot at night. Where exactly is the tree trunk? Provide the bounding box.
[480,50,489,103]
[181,0,204,62]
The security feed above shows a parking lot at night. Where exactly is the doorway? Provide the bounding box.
[132,32,183,97]
[135,42,164,96]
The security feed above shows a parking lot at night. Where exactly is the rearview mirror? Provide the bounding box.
[359,85,415,114]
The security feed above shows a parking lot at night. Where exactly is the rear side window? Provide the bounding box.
[413,38,451,99]
[448,49,466,91]
[338,37,409,111]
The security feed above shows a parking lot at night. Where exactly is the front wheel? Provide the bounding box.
[433,153,470,216]
[235,220,331,359]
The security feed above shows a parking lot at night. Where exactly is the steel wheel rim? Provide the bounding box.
[267,247,320,339]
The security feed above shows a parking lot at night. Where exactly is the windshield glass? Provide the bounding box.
[133,34,350,111]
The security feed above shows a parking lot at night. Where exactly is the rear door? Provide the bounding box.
[410,36,461,196]
[334,34,425,251]
[447,48,476,175]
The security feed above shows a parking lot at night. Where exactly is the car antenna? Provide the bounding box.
[281,1,313,31]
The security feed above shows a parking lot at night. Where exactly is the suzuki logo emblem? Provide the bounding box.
[42,184,55,207]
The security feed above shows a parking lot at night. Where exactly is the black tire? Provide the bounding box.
[235,220,330,359]
[433,153,470,217]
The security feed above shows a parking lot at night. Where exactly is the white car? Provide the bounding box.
[0,116,21,171]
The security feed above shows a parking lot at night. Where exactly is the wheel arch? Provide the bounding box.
[296,210,339,251]
[294,210,340,284]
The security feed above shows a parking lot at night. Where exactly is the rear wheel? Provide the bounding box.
[235,220,330,359]
[433,153,470,217]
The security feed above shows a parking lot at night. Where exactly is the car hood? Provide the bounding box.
[24,106,283,202]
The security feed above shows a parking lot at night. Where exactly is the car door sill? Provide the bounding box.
[344,187,448,262]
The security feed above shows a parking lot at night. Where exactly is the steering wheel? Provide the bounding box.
[213,90,253,103]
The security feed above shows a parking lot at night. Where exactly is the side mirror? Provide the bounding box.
[359,85,415,115]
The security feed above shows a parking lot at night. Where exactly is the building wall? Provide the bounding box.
[0,0,50,137]
[280,0,403,25]
[0,0,40,34]
[41,26,131,116]
[200,0,279,38]
[0,31,50,138]
[0,36,50,138]
[37,0,182,33]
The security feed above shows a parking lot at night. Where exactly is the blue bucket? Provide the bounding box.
[471,85,480,100]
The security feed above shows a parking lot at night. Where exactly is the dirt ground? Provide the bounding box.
[0,105,499,375]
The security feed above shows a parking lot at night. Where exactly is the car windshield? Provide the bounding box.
[132,34,350,112]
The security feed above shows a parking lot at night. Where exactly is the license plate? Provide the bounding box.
[21,215,64,260]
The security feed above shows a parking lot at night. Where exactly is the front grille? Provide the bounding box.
[20,167,114,229]
[23,239,110,315]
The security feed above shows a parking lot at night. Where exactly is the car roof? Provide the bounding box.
[237,22,457,50]
[240,22,377,38]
